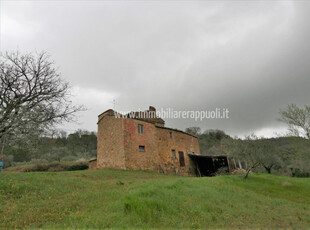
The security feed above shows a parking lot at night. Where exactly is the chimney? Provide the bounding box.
[149,106,156,112]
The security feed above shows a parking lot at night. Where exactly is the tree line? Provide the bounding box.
[185,128,310,178]
[0,129,97,167]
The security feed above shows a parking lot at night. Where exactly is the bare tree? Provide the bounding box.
[279,104,310,139]
[0,51,84,141]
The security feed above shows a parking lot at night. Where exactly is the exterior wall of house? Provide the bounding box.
[89,159,97,169]
[97,114,126,169]
[96,109,201,176]
[155,127,200,176]
[123,119,161,171]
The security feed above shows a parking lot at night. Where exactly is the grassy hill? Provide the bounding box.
[0,169,310,229]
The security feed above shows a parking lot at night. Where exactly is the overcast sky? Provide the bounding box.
[1,1,310,137]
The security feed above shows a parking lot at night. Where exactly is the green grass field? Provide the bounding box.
[0,169,309,229]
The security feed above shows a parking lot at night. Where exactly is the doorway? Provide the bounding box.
[178,151,185,167]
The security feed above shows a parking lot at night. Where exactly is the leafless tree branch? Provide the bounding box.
[0,51,85,140]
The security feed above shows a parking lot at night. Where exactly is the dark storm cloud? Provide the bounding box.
[2,1,309,136]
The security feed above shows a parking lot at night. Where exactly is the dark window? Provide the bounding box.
[138,124,143,134]
[171,149,176,159]
[179,151,185,167]
[139,145,145,152]
[169,132,173,139]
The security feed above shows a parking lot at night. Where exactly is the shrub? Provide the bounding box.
[47,163,69,172]
[67,164,89,171]
[291,168,310,178]
[33,164,50,172]
[23,163,69,172]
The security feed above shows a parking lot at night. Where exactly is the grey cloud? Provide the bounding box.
[2,1,310,136]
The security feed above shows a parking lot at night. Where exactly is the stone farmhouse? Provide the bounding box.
[89,106,201,176]
[89,106,232,176]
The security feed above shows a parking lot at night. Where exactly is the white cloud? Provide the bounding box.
[251,127,289,139]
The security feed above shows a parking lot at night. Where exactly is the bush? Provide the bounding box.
[3,155,14,168]
[67,164,89,171]
[11,147,32,162]
[23,163,69,172]
[291,168,310,178]
[47,163,69,172]
[33,164,50,172]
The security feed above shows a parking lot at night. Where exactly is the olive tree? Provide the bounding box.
[223,135,283,179]
[223,135,260,179]
[256,139,284,174]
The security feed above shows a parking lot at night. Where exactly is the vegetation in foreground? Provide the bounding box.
[0,169,310,229]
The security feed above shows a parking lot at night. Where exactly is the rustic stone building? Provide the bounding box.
[90,106,201,176]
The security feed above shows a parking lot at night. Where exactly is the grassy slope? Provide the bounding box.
[0,169,309,229]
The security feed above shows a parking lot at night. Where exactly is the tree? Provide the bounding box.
[279,104,310,139]
[66,129,97,156]
[185,127,201,136]
[289,148,310,177]
[80,131,97,154]
[223,135,262,179]
[255,139,283,174]
[223,135,285,178]
[199,129,230,155]
[0,51,84,141]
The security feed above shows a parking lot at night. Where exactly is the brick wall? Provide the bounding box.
[96,110,201,176]
[155,127,200,176]
[89,159,97,169]
[123,119,161,171]
[97,115,126,169]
